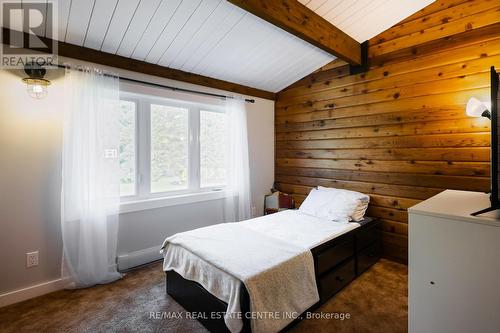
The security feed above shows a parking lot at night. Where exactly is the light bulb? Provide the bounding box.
[466,97,490,118]
[27,83,47,99]
[22,78,50,99]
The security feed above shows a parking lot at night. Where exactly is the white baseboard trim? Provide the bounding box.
[0,247,162,308]
[0,278,65,308]
[117,245,163,271]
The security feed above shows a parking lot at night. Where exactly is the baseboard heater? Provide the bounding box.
[117,245,163,271]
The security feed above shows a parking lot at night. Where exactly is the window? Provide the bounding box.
[200,110,227,187]
[150,104,189,193]
[118,100,136,196]
[118,92,227,205]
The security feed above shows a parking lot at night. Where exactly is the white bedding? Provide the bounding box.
[242,210,360,248]
[162,210,360,333]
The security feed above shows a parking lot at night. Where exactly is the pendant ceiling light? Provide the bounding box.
[22,63,51,99]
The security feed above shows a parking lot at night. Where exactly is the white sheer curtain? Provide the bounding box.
[61,66,122,288]
[224,97,252,222]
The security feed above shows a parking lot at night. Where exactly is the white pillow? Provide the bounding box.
[299,188,354,222]
[351,200,369,221]
[317,186,370,222]
[299,187,369,222]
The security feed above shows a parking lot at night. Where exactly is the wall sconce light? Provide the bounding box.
[22,63,51,99]
[466,97,491,119]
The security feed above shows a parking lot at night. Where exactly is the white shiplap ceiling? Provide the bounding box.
[9,0,434,93]
[12,0,335,93]
[298,0,435,43]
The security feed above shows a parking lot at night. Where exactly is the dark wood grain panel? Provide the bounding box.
[366,206,409,224]
[275,147,490,161]
[276,179,443,200]
[275,166,489,191]
[280,37,500,94]
[276,118,490,141]
[276,72,490,111]
[292,193,421,211]
[276,158,490,177]
[276,108,470,132]
[278,54,500,104]
[275,132,490,150]
[379,219,409,236]
[274,0,500,263]
[372,0,499,45]
[370,7,500,58]
[370,22,500,67]
[381,232,408,263]
[276,88,489,121]
[397,0,470,23]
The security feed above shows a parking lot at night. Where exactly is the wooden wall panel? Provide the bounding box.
[274,0,500,263]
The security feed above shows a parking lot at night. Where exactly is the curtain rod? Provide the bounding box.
[121,76,255,103]
[56,65,255,104]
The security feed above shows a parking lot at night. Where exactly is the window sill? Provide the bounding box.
[119,190,226,214]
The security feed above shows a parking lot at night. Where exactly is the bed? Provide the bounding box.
[162,207,381,333]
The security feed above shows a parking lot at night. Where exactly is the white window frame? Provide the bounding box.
[118,89,227,213]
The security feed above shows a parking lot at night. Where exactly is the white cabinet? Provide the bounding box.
[408,190,500,333]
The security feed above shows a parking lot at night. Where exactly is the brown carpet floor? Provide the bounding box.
[0,259,407,333]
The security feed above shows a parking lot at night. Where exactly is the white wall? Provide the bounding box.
[0,60,274,296]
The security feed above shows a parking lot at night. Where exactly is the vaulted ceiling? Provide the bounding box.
[299,0,435,43]
[8,0,434,93]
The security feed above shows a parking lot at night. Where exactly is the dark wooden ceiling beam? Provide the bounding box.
[227,0,362,65]
[2,28,276,100]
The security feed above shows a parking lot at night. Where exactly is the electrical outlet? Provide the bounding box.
[26,251,39,268]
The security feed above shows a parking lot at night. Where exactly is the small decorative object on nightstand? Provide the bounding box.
[264,190,295,215]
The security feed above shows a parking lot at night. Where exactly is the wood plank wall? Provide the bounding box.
[274,0,500,263]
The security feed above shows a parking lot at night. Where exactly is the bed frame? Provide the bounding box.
[165,217,381,333]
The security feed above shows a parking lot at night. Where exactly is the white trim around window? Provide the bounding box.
[119,190,226,214]
[118,87,228,213]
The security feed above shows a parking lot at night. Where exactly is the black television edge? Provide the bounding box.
[472,66,500,216]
